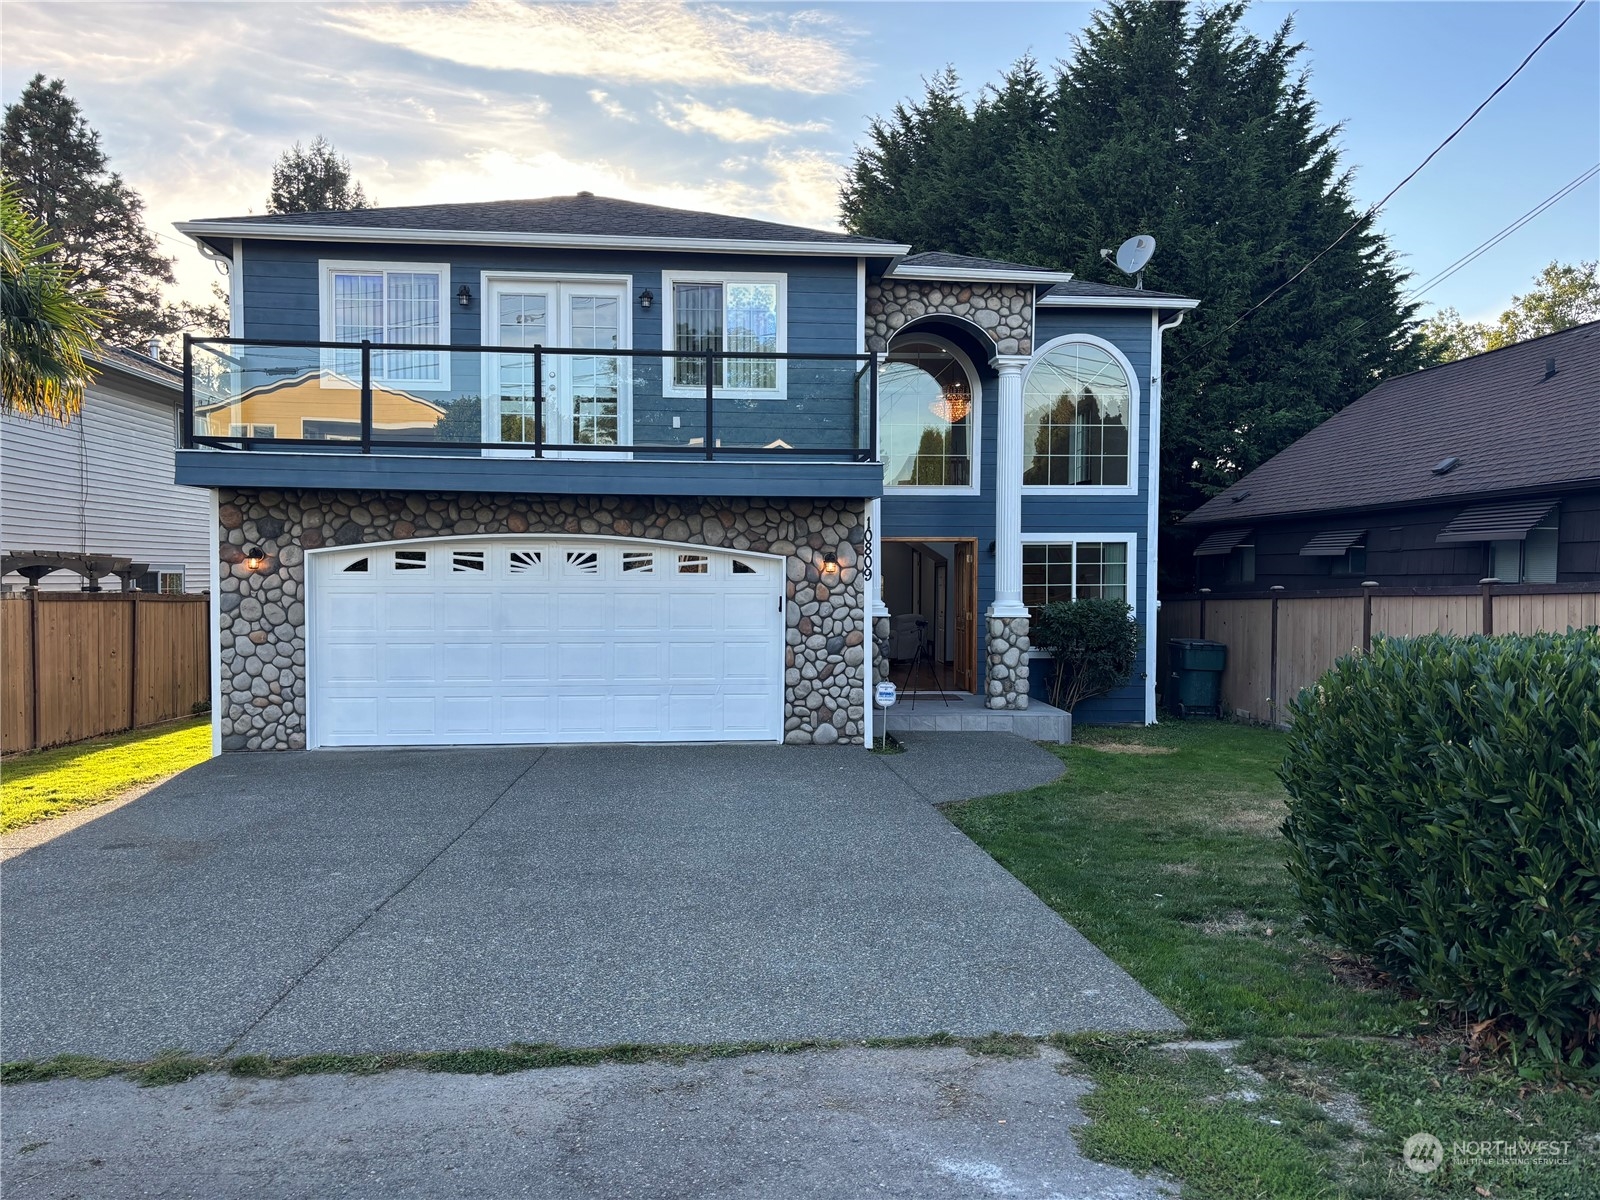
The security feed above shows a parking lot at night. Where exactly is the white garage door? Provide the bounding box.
[308,537,784,747]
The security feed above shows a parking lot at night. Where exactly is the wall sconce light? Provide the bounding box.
[456,284,473,309]
[244,547,267,571]
[638,288,654,311]
[821,550,840,576]
[987,541,996,557]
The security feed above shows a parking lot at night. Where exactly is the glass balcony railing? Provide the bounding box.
[183,337,879,463]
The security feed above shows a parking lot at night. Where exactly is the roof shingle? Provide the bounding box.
[1186,321,1600,525]
[187,193,888,247]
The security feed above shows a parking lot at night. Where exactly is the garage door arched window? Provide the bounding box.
[1023,337,1137,490]
[880,337,980,491]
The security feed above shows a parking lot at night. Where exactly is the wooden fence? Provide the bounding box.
[2,591,210,753]
[1158,582,1600,726]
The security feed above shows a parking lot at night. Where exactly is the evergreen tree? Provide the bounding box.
[2,75,176,348]
[841,1,1422,581]
[268,136,371,215]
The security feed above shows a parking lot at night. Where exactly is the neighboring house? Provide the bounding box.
[174,194,1196,751]
[1183,322,1600,593]
[1,347,211,593]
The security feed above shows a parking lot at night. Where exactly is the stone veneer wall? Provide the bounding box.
[984,615,1031,710]
[217,490,867,751]
[864,278,1034,355]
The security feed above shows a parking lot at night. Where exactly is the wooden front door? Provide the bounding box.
[954,540,978,692]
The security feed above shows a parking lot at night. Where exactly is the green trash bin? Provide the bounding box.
[1166,638,1226,719]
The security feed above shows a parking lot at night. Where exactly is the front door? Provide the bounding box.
[954,540,977,692]
[486,279,627,453]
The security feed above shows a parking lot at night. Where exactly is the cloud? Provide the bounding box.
[588,89,637,123]
[656,99,827,143]
[328,0,861,94]
[0,1,855,311]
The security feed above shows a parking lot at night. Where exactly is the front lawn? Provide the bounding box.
[1,717,211,833]
[947,722,1597,1199]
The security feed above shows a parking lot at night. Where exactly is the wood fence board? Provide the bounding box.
[1277,596,1364,713]
[1371,594,1481,638]
[1206,599,1275,721]
[1,598,35,754]
[1,593,209,752]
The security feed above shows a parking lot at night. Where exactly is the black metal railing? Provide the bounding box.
[182,335,879,463]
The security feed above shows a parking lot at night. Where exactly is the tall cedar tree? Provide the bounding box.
[842,2,1422,585]
[2,75,176,348]
[268,136,371,215]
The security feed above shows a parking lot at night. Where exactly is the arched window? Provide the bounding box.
[880,337,979,489]
[1023,339,1134,488]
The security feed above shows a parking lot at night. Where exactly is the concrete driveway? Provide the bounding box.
[1,734,1176,1061]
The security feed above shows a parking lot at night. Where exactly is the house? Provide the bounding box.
[1183,322,1600,592]
[2,346,211,593]
[173,194,1196,751]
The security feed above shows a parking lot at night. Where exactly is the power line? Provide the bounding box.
[1404,162,1598,303]
[1177,0,1589,358]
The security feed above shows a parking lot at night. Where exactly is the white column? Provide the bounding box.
[869,497,889,618]
[990,355,1030,618]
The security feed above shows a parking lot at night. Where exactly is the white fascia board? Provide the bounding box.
[175,221,911,259]
[1037,294,1200,310]
[887,264,1077,284]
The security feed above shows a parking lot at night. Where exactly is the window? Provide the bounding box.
[1022,541,1131,616]
[321,261,449,387]
[1490,511,1559,583]
[1329,545,1367,576]
[395,550,427,571]
[1023,339,1135,488]
[881,338,978,490]
[228,423,277,439]
[677,553,709,574]
[664,272,784,394]
[154,569,184,595]
[1226,543,1256,584]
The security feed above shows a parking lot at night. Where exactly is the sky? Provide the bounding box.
[2,0,1597,322]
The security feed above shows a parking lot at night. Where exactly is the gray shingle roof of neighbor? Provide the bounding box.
[1185,320,1600,526]
[91,345,181,387]
[186,193,891,247]
[1042,279,1196,302]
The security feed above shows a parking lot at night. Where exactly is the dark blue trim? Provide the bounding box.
[174,449,884,499]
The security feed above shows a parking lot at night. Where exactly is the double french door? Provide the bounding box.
[485,277,628,453]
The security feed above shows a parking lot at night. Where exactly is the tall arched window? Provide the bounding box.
[1023,339,1134,488]
[880,337,979,489]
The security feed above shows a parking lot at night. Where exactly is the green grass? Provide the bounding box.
[1,717,211,833]
[946,722,1599,1199]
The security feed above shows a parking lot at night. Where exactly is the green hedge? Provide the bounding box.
[1280,630,1600,1078]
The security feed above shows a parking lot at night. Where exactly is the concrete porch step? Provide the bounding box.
[882,692,1071,743]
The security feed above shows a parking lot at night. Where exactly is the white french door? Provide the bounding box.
[484,277,628,455]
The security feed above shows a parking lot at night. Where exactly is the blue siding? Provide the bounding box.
[239,241,863,454]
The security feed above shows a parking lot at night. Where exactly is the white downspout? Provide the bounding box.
[1147,309,1187,723]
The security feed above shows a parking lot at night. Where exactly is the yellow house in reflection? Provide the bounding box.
[196,371,449,440]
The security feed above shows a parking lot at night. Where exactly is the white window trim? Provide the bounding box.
[1019,531,1139,658]
[318,259,452,390]
[1021,333,1140,497]
[882,332,982,496]
[149,564,187,595]
[660,269,787,399]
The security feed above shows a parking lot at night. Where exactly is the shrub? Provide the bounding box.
[1280,630,1600,1078]
[1031,598,1141,712]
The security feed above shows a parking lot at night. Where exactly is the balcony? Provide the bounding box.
[176,337,882,499]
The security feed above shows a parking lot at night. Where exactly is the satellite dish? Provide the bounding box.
[1115,235,1155,276]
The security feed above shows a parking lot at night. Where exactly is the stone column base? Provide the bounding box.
[985,615,1031,710]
